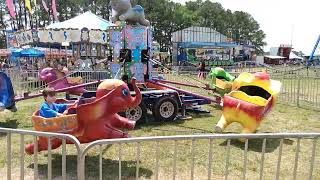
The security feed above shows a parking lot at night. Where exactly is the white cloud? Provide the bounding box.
[170,0,320,54]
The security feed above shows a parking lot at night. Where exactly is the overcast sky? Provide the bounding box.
[171,0,319,54]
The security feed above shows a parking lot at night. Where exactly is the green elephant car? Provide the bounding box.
[208,67,236,96]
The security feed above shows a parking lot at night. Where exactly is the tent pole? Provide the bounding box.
[49,44,51,60]
[65,45,68,68]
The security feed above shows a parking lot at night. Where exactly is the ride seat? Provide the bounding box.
[32,110,78,133]
[67,77,83,84]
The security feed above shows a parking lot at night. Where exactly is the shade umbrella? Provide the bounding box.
[19,48,45,58]
[10,48,22,57]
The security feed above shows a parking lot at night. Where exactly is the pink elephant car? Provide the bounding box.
[39,68,85,95]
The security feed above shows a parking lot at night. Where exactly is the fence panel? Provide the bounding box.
[4,69,111,95]
[69,70,110,91]
[154,69,320,109]
[0,128,81,180]
[80,133,320,180]
[5,67,320,109]
[271,74,320,109]
[4,69,46,96]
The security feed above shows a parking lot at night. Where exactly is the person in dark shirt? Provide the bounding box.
[198,61,206,80]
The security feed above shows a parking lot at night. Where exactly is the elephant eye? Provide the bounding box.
[121,89,129,97]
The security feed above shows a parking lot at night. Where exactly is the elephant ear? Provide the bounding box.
[76,89,117,124]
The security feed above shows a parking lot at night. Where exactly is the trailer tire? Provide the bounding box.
[153,96,178,121]
[125,103,147,125]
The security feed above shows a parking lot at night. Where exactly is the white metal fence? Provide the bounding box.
[4,69,46,97]
[0,128,319,180]
[0,127,81,180]
[272,75,320,109]
[156,70,320,109]
[4,67,320,109]
[79,133,319,180]
[267,66,320,77]
[68,70,110,91]
[4,69,111,95]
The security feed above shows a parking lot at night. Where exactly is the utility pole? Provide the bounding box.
[290,24,294,47]
[24,1,28,29]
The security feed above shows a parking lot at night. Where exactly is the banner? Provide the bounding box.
[42,0,49,12]
[25,0,32,13]
[109,31,121,60]
[6,0,16,19]
[130,62,145,83]
[15,30,33,45]
[6,30,18,48]
[89,30,109,44]
[38,29,81,43]
[51,0,59,21]
[125,26,147,49]
[110,63,121,79]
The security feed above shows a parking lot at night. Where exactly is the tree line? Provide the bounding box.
[0,0,266,54]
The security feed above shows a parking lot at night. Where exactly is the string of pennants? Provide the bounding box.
[6,0,58,21]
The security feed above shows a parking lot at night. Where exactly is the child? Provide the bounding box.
[39,88,67,118]
[198,61,206,80]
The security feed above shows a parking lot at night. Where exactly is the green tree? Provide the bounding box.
[0,0,266,53]
[185,0,266,53]
[231,11,266,54]
[132,0,194,51]
[0,1,8,48]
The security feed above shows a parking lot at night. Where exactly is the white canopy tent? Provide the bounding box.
[264,55,286,59]
[289,52,303,60]
[46,11,116,30]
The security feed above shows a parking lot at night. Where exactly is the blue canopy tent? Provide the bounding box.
[10,48,45,58]
[10,48,22,57]
[18,48,45,58]
[9,48,45,70]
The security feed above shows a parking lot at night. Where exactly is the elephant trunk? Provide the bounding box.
[38,72,46,81]
[129,78,142,108]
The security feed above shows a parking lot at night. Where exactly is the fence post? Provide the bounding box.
[80,155,85,180]
[297,76,300,107]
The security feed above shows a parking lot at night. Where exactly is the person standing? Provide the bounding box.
[198,61,206,80]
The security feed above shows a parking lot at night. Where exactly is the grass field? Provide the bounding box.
[1,66,319,179]
[0,96,319,179]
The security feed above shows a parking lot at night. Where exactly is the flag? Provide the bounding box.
[41,0,49,12]
[6,0,16,19]
[25,0,32,13]
[51,0,58,21]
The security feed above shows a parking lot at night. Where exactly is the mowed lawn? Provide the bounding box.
[0,97,319,179]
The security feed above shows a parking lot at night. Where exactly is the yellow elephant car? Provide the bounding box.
[216,72,282,135]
